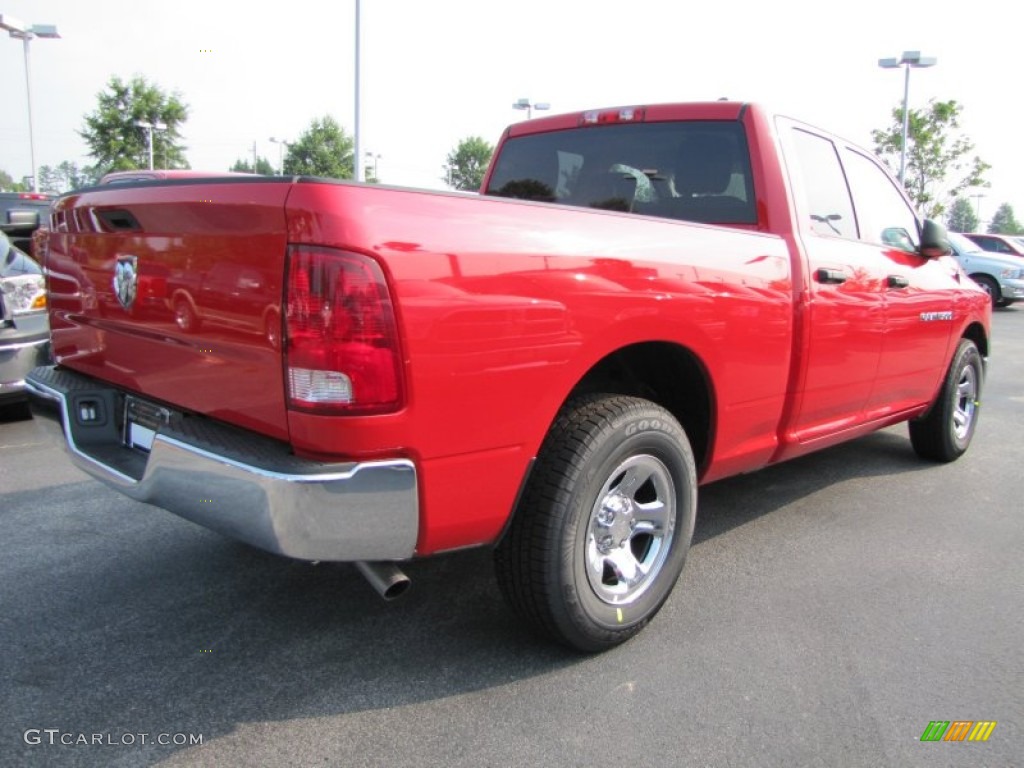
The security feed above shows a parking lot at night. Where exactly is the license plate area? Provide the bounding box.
[122,395,171,452]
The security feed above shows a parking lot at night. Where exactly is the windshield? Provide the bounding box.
[947,231,985,255]
[484,120,757,225]
[1,234,41,278]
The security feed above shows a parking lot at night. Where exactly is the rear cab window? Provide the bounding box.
[484,120,758,226]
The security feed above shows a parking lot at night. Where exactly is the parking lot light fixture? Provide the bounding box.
[135,121,168,171]
[512,98,550,120]
[878,51,937,185]
[1,15,61,193]
[365,151,381,181]
[270,137,292,175]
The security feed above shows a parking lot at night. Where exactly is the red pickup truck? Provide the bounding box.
[27,102,990,651]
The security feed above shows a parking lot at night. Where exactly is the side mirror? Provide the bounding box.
[920,219,952,259]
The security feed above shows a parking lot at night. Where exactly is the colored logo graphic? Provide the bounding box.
[920,721,997,742]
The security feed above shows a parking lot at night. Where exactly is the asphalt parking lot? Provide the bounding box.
[1,308,1021,768]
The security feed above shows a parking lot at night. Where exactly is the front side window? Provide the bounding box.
[789,129,857,239]
[841,148,920,252]
[484,121,757,225]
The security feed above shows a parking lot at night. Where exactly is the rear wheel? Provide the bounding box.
[495,395,697,652]
[909,339,983,462]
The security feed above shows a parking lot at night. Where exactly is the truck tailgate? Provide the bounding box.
[46,179,291,439]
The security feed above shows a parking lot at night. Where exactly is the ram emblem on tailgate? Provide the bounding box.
[113,255,138,310]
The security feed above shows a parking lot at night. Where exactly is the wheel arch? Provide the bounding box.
[170,287,199,310]
[494,341,715,551]
[962,321,988,360]
[564,341,715,476]
[968,273,1001,304]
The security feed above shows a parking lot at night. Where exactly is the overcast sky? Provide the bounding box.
[0,0,1017,224]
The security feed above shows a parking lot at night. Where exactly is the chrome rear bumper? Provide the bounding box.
[0,335,50,402]
[25,365,418,562]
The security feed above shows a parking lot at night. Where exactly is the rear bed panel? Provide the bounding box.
[46,180,292,439]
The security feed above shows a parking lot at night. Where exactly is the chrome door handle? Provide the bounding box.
[815,268,847,284]
[887,275,910,289]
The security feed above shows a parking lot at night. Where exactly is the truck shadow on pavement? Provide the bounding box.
[0,426,951,766]
[693,426,927,545]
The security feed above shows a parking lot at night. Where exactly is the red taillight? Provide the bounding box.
[285,246,404,415]
[579,107,646,125]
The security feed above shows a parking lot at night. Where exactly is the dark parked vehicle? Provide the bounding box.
[166,261,281,347]
[0,191,54,257]
[1,231,50,414]
[961,232,1024,259]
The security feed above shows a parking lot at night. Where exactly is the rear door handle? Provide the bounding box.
[887,275,910,289]
[815,268,847,284]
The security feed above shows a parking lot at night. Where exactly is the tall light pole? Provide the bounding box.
[135,121,167,170]
[972,192,986,232]
[512,98,550,120]
[1,15,61,193]
[878,51,937,185]
[270,137,291,175]
[365,151,381,181]
[353,0,363,181]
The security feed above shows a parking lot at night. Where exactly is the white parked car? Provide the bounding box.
[1,231,50,415]
[948,232,1024,307]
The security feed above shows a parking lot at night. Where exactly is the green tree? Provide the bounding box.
[282,116,353,179]
[80,75,190,174]
[0,169,28,192]
[443,136,494,191]
[230,156,275,175]
[871,99,989,219]
[945,197,979,233]
[987,203,1023,234]
[37,161,100,194]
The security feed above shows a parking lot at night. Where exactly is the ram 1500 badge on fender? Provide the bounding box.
[26,102,991,651]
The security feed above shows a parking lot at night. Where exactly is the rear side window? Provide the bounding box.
[484,121,757,225]
[789,129,857,239]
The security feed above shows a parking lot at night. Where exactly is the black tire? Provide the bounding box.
[0,400,32,422]
[909,339,983,462]
[495,395,697,652]
[970,275,1004,308]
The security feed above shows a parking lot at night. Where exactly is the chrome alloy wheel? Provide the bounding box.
[585,454,676,605]
[953,363,978,441]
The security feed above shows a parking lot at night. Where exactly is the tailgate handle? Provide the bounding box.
[97,209,142,232]
[815,268,847,284]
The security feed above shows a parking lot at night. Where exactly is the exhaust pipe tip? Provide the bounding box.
[355,561,411,601]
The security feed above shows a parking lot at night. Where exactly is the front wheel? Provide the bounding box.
[971,275,1004,308]
[495,395,697,652]
[909,338,983,462]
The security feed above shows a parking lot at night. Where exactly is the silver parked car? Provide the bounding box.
[1,231,50,415]
[948,232,1024,308]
